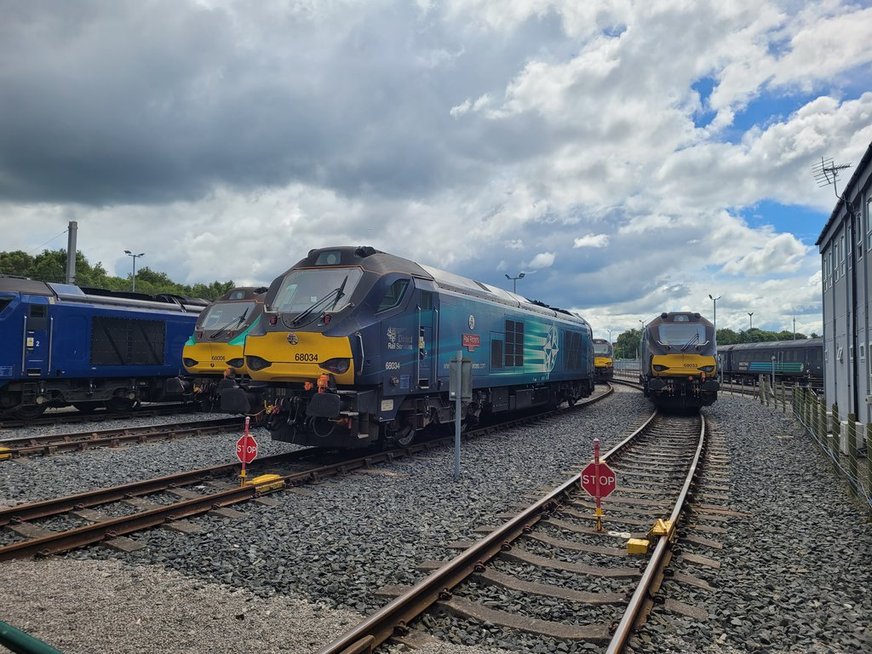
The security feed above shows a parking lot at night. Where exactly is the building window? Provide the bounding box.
[860,344,865,361]
[867,198,872,250]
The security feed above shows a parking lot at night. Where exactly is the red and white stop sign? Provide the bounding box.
[580,461,617,499]
[236,433,258,464]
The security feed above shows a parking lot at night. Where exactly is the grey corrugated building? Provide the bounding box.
[816,142,872,442]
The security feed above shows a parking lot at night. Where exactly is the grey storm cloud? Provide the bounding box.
[0,0,568,206]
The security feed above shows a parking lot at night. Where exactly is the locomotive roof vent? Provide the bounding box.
[661,312,668,319]
[693,312,701,319]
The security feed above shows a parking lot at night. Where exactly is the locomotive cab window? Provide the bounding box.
[199,302,257,330]
[376,279,410,312]
[657,323,705,347]
[272,267,363,315]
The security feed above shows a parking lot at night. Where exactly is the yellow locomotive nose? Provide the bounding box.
[183,341,245,374]
[650,353,716,376]
[243,331,355,385]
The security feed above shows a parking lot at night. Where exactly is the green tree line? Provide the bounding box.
[0,249,235,301]
[613,326,820,359]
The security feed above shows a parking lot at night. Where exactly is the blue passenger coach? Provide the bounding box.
[0,276,203,418]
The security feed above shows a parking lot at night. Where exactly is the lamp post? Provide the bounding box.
[748,312,754,330]
[505,272,525,293]
[708,294,720,333]
[793,316,796,340]
[124,250,145,292]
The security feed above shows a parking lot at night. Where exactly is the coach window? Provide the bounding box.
[861,345,865,362]
[377,279,410,312]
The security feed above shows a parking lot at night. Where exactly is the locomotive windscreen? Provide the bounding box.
[198,301,257,330]
[271,268,363,314]
[657,323,706,346]
[90,317,165,365]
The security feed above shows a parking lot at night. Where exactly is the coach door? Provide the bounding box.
[22,302,51,377]
[417,292,436,389]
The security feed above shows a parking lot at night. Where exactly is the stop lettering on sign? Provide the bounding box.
[235,435,258,464]
[580,461,617,498]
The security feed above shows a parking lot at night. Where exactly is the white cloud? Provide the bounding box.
[573,234,609,248]
[3,0,869,339]
[526,252,556,269]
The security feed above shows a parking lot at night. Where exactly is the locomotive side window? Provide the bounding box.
[491,340,503,369]
[28,304,48,330]
[504,320,524,367]
[376,279,409,312]
[565,331,582,369]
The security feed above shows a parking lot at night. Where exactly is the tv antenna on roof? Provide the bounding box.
[812,156,852,198]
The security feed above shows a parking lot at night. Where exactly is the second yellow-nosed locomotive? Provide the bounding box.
[181,287,267,409]
[592,338,614,381]
[221,246,596,447]
[640,311,718,409]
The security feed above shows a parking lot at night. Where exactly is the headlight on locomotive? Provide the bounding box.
[227,358,245,368]
[183,358,198,368]
[319,358,351,374]
[653,364,668,371]
[698,365,715,373]
[246,355,273,371]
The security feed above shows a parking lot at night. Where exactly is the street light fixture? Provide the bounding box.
[124,250,145,292]
[708,294,720,333]
[505,272,525,293]
[748,312,754,330]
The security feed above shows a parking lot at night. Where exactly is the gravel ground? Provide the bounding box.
[0,410,298,507]
[1,388,870,653]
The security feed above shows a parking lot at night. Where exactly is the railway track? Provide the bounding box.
[0,402,198,429]
[0,417,242,459]
[316,410,709,653]
[0,385,615,561]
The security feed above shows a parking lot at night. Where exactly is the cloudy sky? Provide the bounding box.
[2,0,872,338]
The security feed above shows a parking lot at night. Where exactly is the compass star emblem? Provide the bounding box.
[543,326,559,371]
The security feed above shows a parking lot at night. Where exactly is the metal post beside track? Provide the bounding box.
[847,415,858,498]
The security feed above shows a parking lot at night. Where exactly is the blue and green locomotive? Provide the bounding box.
[0,276,204,418]
[220,246,595,447]
[181,286,267,409]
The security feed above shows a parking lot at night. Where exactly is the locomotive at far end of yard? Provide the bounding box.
[640,311,719,410]
[221,246,597,448]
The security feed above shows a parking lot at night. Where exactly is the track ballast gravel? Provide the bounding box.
[1,389,870,653]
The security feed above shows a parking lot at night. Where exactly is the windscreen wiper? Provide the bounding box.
[680,332,700,352]
[209,308,249,340]
[291,277,348,327]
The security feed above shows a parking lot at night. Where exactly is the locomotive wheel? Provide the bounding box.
[73,402,101,414]
[107,397,136,413]
[12,404,47,419]
[386,412,417,447]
